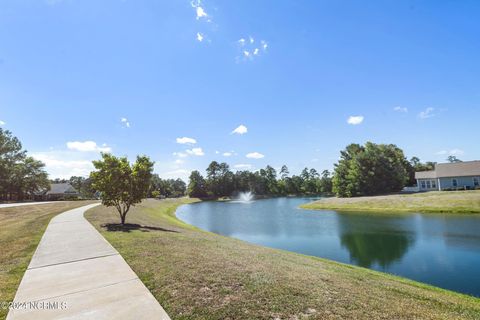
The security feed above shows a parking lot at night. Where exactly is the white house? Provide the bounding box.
[415,161,480,191]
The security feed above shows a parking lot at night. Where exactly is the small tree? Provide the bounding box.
[90,153,154,225]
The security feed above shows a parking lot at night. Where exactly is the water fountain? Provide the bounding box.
[237,191,254,203]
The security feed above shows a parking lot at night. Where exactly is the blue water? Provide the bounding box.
[176,197,480,297]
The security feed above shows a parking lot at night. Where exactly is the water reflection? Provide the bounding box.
[337,214,415,268]
[176,198,480,296]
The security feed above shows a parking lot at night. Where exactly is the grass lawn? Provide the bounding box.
[85,198,480,320]
[301,190,480,214]
[0,201,97,320]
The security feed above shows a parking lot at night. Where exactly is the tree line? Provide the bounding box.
[149,174,186,198]
[187,161,333,198]
[0,128,49,201]
[187,142,445,199]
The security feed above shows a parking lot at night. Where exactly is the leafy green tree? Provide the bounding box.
[280,165,289,179]
[405,157,436,186]
[318,170,333,194]
[447,155,462,163]
[90,153,154,225]
[333,142,409,197]
[0,129,49,200]
[69,176,95,198]
[149,175,186,198]
[261,165,278,194]
[187,170,207,198]
[16,157,49,200]
[206,161,234,197]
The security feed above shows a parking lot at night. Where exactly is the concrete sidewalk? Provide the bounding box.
[7,204,170,320]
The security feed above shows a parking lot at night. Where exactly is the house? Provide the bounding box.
[415,161,480,191]
[35,183,80,200]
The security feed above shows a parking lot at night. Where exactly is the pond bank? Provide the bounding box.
[301,190,480,213]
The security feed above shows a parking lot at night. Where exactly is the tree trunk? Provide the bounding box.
[121,213,126,225]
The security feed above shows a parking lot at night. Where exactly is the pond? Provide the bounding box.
[176,197,480,297]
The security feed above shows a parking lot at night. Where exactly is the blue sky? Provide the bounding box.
[1,0,479,180]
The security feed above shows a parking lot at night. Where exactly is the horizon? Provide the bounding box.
[1,0,480,181]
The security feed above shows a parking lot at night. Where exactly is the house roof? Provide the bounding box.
[415,170,437,179]
[46,183,79,195]
[415,161,480,179]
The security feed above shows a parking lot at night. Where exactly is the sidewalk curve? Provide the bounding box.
[7,204,170,320]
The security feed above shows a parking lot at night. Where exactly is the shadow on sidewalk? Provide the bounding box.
[102,223,179,233]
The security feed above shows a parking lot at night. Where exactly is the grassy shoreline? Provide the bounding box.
[85,198,480,319]
[0,201,97,320]
[301,191,480,214]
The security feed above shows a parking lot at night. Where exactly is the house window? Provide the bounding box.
[426,180,431,189]
[421,181,426,189]
[452,179,458,188]
[474,177,479,187]
[431,180,437,189]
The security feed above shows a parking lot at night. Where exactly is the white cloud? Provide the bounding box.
[449,149,465,156]
[196,32,204,42]
[347,115,364,125]
[394,106,408,113]
[173,152,188,158]
[418,107,435,119]
[175,159,185,164]
[246,152,264,159]
[186,147,205,156]
[162,169,190,181]
[234,164,252,170]
[196,6,207,19]
[32,151,96,179]
[0,120,5,126]
[261,40,268,50]
[66,141,112,153]
[223,152,233,157]
[437,149,464,156]
[236,37,268,62]
[176,137,197,144]
[191,0,208,20]
[232,124,248,135]
[121,117,130,128]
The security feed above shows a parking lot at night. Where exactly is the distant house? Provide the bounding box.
[36,183,80,201]
[415,161,480,191]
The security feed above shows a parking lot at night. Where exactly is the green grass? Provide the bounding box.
[301,190,480,214]
[85,198,480,320]
[0,201,97,320]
